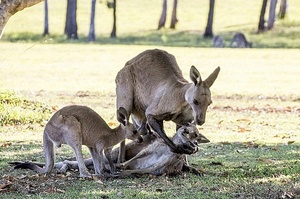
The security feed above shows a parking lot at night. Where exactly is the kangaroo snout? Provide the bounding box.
[195,118,205,126]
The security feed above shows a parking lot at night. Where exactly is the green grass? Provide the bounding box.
[1,0,300,48]
[0,91,52,126]
[0,43,299,198]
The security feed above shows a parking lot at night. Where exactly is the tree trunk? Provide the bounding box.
[0,0,44,38]
[65,0,78,39]
[43,0,49,36]
[258,0,268,32]
[110,0,117,38]
[158,0,167,30]
[170,0,178,29]
[203,0,215,38]
[267,0,278,30]
[88,0,96,41]
[278,0,287,19]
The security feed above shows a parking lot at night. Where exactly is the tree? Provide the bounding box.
[65,0,78,39]
[258,0,268,32]
[110,0,116,38]
[158,0,167,30]
[267,0,278,30]
[278,0,287,19]
[170,0,178,29]
[203,0,215,38]
[43,0,49,36]
[88,0,96,41]
[0,0,44,38]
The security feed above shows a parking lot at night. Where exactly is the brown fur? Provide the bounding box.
[116,49,220,155]
[119,124,210,176]
[230,32,252,48]
[12,124,209,176]
[16,105,141,178]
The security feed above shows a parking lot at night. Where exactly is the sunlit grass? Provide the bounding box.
[0,30,299,198]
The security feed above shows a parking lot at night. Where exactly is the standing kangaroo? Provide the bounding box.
[116,49,220,155]
[230,32,252,48]
[15,105,141,178]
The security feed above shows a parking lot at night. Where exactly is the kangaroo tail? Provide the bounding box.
[13,162,45,172]
[12,129,55,174]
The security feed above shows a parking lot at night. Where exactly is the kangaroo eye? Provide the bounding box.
[133,130,138,134]
[193,99,199,105]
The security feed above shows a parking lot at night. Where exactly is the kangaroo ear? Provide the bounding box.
[204,66,220,88]
[117,107,128,126]
[190,65,202,86]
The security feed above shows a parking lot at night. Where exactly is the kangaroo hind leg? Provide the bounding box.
[63,115,91,178]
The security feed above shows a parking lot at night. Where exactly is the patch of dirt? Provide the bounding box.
[211,104,300,114]
[0,172,79,195]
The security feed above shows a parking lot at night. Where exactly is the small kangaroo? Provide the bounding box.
[230,32,252,48]
[212,36,225,47]
[119,124,210,176]
[14,105,141,178]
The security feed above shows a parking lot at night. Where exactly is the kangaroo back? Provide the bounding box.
[116,49,188,114]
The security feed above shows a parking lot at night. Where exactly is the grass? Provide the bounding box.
[1,0,300,48]
[0,91,52,126]
[0,0,300,197]
[0,44,299,198]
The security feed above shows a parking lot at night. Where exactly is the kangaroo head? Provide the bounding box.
[117,107,143,142]
[174,125,199,154]
[185,66,220,126]
[179,123,210,144]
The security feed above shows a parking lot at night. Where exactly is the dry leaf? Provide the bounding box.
[271,146,279,151]
[1,142,12,147]
[218,141,231,145]
[282,135,291,139]
[273,134,280,138]
[237,126,251,133]
[209,161,223,166]
[52,106,58,111]
[236,118,251,122]
[0,181,13,190]
[56,189,65,193]
[287,141,295,145]
[257,158,277,164]
[108,121,118,127]
[242,141,259,148]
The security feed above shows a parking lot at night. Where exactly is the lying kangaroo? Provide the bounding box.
[230,32,252,48]
[119,125,210,176]
[116,49,220,155]
[212,35,225,47]
[14,105,141,178]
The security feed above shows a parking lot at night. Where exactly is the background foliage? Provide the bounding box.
[1,0,300,48]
